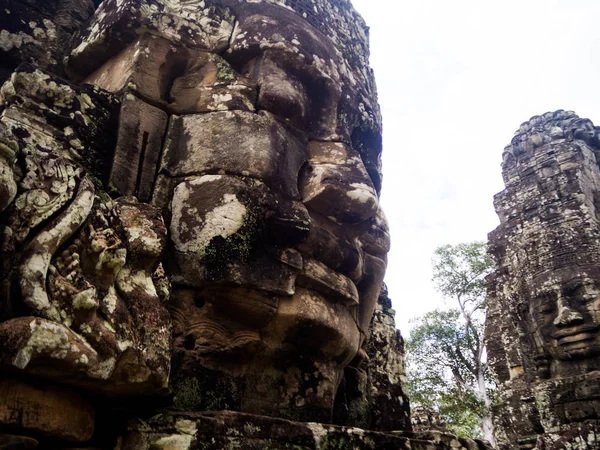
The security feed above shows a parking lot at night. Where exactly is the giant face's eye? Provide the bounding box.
[534,292,557,314]
[564,281,598,305]
[539,300,556,314]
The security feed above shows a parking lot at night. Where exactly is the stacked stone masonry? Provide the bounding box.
[0,0,492,449]
[487,110,600,449]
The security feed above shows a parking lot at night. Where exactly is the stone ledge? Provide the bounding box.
[121,410,493,450]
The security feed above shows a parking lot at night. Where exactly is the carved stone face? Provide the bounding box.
[530,269,600,360]
[0,0,389,426]
[488,111,600,446]
[153,15,388,417]
[0,0,388,442]
[66,0,388,421]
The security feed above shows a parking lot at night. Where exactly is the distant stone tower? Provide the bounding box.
[487,110,600,449]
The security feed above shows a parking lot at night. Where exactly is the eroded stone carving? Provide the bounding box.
[120,410,492,450]
[487,110,600,449]
[1,0,493,448]
[0,0,96,83]
[57,0,389,424]
[0,65,171,441]
[333,285,411,431]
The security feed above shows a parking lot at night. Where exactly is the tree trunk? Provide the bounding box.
[476,367,495,446]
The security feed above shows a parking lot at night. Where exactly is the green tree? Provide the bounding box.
[406,242,496,444]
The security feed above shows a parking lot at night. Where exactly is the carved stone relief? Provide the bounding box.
[487,110,600,449]
[0,0,493,448]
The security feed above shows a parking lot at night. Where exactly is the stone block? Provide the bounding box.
[0,378,94,442]
[68,0,235,80]
[168,174,300,294]
[84,34,256,114]
[243,52,341,140]
[296,257,359,306]
[168,53,255,115]
[160,111,307,199]
[300,141,378,223]
[120,411,493,450]
[109,94,168,201]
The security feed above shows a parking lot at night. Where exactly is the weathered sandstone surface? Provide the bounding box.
[487,110,600,449]
[0,0,492,448]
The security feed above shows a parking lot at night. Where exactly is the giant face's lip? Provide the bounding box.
[190,251,362,314]
[552,325,600,349]
[556,333,597,346]
[297,257,359,307]
[552,325,600,340]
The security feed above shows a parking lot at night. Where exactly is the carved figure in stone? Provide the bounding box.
[0,125,17,212]
[0,0,390,439]
[65,0,389,423]
[0,64,172,442]
[487,110,600,449]
[0,1,498,448]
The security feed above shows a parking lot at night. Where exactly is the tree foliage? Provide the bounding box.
[407,309,487,438]
[406,242,495,443]
[432,242,491,313]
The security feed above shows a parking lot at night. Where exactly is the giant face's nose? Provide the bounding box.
[299,141,379,224]
[553,302,584,327]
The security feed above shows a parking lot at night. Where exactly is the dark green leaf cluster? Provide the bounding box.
[432,241,493,310]
[407,308,489,439]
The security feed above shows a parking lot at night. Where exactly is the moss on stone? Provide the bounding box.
[204,188,264,277]
[172,377,203,411]
[171,371,240,412]
[319,435,349,450]
[210,54,236,83]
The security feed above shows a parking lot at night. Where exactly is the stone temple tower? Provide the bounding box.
[487,110,600,449]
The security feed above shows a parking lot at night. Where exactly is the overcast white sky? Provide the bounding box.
[351,0,600,336]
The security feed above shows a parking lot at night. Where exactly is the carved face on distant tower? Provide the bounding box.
[487,112,600,446]
[493,111,600,376]
[529,269,600,361]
